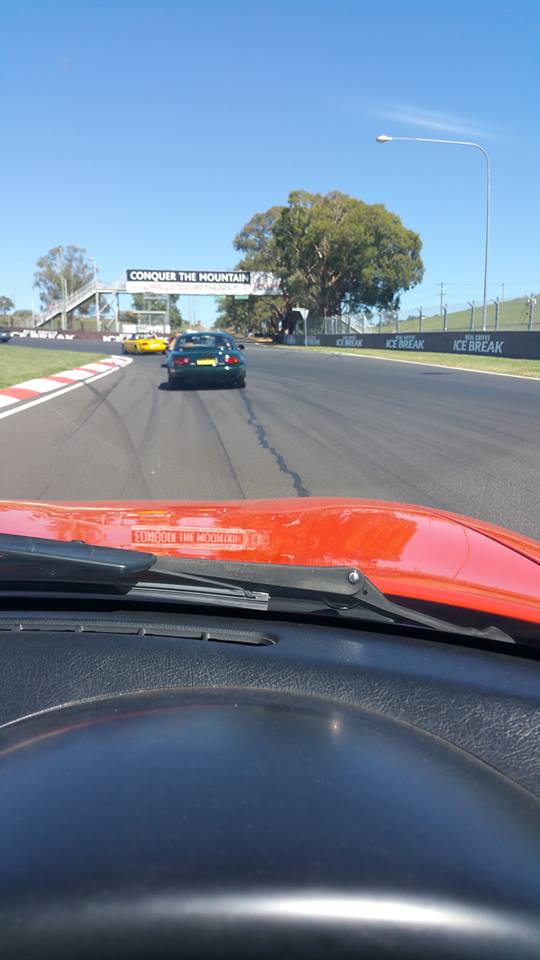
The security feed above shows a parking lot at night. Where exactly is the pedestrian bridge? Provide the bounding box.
[37,279,127,329]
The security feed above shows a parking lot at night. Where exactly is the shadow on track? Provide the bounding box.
[158,381,245,392]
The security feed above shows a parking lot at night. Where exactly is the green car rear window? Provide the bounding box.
[177,336,233,349]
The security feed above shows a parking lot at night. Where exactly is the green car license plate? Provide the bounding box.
[196,359,217,367]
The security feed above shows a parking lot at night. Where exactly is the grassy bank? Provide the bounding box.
[0,345,107,389]
[278,345,540,379]
[374,292,540,333]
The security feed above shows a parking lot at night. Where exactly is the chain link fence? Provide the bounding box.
[301,293,539,336]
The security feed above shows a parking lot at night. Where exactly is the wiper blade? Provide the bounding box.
[0,534,156,592]
[0,535,268,607]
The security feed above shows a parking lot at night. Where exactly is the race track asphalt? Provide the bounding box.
[1,342,539,539]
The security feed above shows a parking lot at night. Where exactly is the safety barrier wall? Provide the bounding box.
[7,329,129,343]
[282,330,540,360]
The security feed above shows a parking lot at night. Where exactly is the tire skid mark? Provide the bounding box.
[189,391,247,499]
[241,392,309,498]
[39,368,153,500]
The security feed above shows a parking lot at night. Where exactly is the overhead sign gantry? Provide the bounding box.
[125,269,281,297]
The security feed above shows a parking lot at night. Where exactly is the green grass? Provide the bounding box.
[0,346,107,389]
[372,293,540,334]
[279,345,540,378]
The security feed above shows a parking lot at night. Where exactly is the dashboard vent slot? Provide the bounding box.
[0,620,274,646]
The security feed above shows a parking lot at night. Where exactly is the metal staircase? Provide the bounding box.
[36,280,127,330]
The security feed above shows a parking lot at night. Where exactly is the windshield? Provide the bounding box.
[1,0,539,624]
[175,335,233,349]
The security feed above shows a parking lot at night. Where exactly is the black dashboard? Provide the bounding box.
[1,606,539,958]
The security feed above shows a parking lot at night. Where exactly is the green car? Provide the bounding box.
[165,332,246,389]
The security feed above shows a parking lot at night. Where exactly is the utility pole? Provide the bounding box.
[500,283,505,326]
[443,304,448,331]
[438,282,445,324]
[417,307,423,333]
[467,300,475,331]
[492,298,500,330]
[528,294,537,331]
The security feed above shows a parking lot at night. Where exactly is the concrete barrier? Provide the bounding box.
[8,329,128,343]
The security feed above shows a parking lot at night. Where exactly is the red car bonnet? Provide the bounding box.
[1,498,540,624]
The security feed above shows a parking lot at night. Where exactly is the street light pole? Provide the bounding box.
[376,134,491,332]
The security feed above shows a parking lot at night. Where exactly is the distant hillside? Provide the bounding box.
[378,293,539,333]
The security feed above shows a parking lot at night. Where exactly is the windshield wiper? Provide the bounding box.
[0,534,515,643]
[0,535,269,609]
[147,556,515,643]
[0,533,155,586]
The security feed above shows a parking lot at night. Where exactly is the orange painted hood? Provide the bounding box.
[1,498,540,625]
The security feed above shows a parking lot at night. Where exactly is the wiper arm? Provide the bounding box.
[0,536,514,643]
[148,557,514,644]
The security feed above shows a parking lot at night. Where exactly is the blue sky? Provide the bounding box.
[2,0,538,324]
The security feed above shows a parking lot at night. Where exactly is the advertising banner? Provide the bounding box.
[283,330,540,360]
[125,269,281,297]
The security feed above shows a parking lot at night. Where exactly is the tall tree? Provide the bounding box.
[33,245,93,309]
[230,206,292,331]
[0,296,14,315]
[234,190,424,330]
[233,206,283,268]
[215,294,287,336]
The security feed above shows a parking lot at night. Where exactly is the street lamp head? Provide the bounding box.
[376,134,393,143]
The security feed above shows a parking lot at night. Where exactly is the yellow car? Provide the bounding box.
[122,333,168,355]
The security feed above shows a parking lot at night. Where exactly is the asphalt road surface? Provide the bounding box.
[1,343,540,539]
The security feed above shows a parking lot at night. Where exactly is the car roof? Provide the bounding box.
[176,332,233,340]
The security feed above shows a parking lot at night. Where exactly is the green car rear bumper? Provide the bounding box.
[168,365,245,386]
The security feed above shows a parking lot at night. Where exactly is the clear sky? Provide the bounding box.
[2,0,538,325]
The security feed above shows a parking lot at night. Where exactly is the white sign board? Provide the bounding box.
[125,269,281,297]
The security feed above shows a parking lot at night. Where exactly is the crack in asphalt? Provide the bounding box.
[241,392,309,498]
